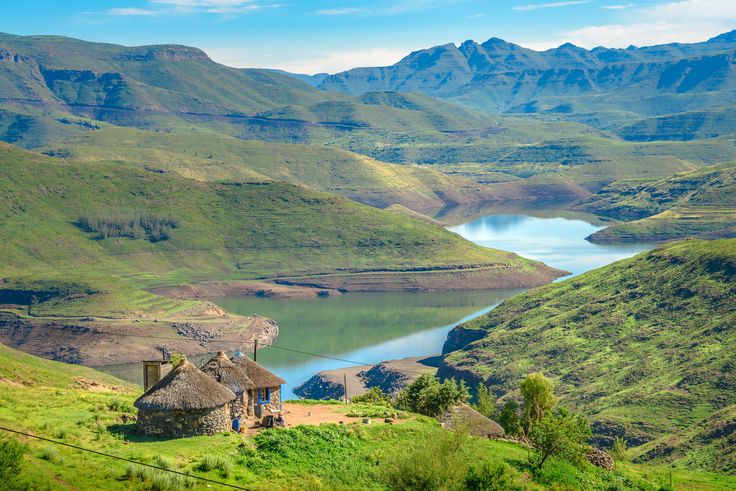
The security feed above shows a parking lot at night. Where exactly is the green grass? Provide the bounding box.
[577,162,736,242]
[440,238,736,474]
[0,142,548,316]
[2,343,732,489]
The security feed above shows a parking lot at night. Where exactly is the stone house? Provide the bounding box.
[134,359,236,437]
[199,351,255,420]
[231,352,286,417]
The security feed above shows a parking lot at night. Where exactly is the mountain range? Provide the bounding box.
[318,31,736,117]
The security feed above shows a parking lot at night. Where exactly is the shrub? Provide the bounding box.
[380,428,470,491]
[153,455,173,470]
[464,462,525,491]
[395,374,469,416]
[107,398,134,413]
[496,400,521,436]
[529,408,591,470]
[473,385,496,419]
[196,455,231,477]
[0,438,25,483]
[610,437,629,463]
[352,387,392,406]
[39,445,59,462]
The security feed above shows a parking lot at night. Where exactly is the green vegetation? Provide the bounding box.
[440,238,736,474]
[1,343,733,489]
[520,373,556,436]
[395,373,469,416]
[0,142,552,317]
[577,163,736,243]
[530,409,591,471]
[78,210,178,242]
[472,385,496,419]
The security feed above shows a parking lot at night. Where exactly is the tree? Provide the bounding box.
[473,384,496,419]
[496,400,521,436]
[520,372,556,436]
[610,437,629,463]
[396,374,469,416]
[529,408,591,470]
[352,387,392,406]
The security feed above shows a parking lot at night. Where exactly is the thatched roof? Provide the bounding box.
[440,404,505,438]
[231,353,286,388]
[134,359,236,411]
[200,351,255,394]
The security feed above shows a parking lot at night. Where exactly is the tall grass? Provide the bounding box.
[77,210,178,242]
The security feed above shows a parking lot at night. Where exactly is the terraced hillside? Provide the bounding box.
[576,163,736,243]
[439,239,736,474]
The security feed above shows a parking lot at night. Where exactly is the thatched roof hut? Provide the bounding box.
[200,351,255,395]
[135,359,236,412]
[440,404,505,439]
[231,352,286,388]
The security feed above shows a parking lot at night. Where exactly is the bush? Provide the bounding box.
[196,455,232,477]
[380,428,470,491]
[610,437,629,463]
[0,438,25,483]
[39,445,59,462]
[395,374,469,416]
[472,385,496,419]
[352,387,392,406]
[464,462,524,491]
[529,408,591,470]
[496,400,521,436]
[123,464,194,491]
[107,398,134,413]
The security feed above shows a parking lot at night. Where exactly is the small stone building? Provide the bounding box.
[199,351,255,420]
[231,352,286,417]
[134,359,236,437]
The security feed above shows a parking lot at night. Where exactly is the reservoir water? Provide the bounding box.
[103,213,651,397]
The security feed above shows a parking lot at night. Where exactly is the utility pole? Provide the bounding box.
[253,340,258,362]
[344,373,348,404]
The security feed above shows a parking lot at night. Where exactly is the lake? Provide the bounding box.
[102,213,651,398]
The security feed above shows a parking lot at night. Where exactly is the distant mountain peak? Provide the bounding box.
[708,29,736,43]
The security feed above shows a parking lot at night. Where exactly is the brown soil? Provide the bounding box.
[248,402,409,430]
[149,281,341,300]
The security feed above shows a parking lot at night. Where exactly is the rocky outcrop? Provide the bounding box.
[587,448,614,471]
[441,325,486,354]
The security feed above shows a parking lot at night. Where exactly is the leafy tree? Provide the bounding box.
[529,408,591,471]
[396,374,469,416]
[352,387,392,406]
[496,400,521,436]
[464,462,524,491]
[0,437,25,488]
[472,384,496,419]
[520,372,556,436]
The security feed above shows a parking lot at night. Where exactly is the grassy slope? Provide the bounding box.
[0,142,557,314]
[43,126,494,213]
[577,163,736,242]
[1,343,733,490]
[440,239,736,474]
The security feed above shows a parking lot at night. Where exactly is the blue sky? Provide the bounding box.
[2,0,735,73]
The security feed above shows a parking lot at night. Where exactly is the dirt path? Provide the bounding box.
[248,402,405,429]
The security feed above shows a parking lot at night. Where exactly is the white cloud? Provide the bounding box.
[313,7,368,15]
[513,0,590,11]
[151,0,256,6]
[107,8,159,16]
[601,3,633,9]
[209,46,413,74]
[520,0,736,50]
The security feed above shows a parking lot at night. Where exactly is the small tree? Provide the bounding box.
[396,374,469,416]
[352,387,392,406]
[529,408,591,471]
[473,384,496,419]
[0,437,25,487]
[496,400,521,436]
[610,437,629,463]
[520,372,556,436]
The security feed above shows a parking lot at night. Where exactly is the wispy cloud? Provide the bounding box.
[601,3,633,9]
[521,0,736,50]
[313,7,368,15]
[106,8,159,16]
[513,0,590,11]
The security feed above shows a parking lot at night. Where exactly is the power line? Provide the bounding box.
[0,425,250,490]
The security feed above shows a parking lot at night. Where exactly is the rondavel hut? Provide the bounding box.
[231,351,286,417]
[134,359,236,437]
[199,351,255,420]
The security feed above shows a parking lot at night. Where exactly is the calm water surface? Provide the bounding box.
[103,214,651,398]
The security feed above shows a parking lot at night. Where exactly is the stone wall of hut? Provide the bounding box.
[136,405,231,437]
[231,393,247,419]
[265,386,281,412]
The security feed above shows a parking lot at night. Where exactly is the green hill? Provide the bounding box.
[576,163,736,243]
[614,107,736,142]
[439,239,736,474]
[0,142,562,313]
[1,342,733,490]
